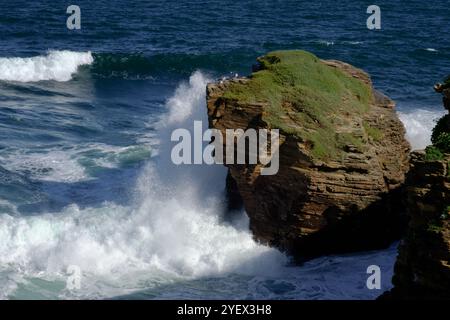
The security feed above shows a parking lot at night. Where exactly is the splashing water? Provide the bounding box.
[398,109,446,150]
[0,71,288,299]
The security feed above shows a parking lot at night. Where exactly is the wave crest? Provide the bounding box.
[0,50,93,82]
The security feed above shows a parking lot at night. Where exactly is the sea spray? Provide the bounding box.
[398,109,447,150]
[0,71,286,299]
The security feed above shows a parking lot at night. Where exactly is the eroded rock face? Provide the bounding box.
[386,152,450,299]
[381,81,450,300]
[206,51,410,258]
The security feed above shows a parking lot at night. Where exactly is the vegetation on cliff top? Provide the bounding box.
[425,81,450,160]
[431,114,450,153]
[221,50,373,160]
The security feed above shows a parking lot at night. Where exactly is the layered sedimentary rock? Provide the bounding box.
[386,151,450,299]
[206,51,410,258]
[384,83,450,299]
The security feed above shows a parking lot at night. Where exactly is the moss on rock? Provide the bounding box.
[221,50,373,161]
[425,90,450,159]
[424,145,444,161]
[363,121,384,141]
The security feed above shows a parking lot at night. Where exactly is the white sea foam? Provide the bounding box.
[1,148,90,183]
[316,40,364,47]
[0,142,156,183]
[343,41,363,45]
[317,40,335,46]
[0,71,287,299]
[398,108,446,150]
[0,50,93,82]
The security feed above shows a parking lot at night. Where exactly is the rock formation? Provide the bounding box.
[384,82,450,300]
[386,151,450,299]
[206,50,410,259]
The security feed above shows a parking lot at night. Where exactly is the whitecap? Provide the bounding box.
[0,50,93,82]
[316,40,335,46]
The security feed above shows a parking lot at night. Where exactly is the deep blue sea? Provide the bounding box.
[0,0,448,299]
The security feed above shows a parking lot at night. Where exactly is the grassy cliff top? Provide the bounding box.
[221,50,374,160]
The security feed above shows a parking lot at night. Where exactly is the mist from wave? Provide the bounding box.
[0,71,288,299]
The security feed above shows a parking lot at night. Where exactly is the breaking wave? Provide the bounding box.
[0,71,287,299]
[0,50,94,82]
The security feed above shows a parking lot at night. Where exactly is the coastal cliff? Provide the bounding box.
[206,51,410,258]
[386,151,450,299]
[384,83,450,299]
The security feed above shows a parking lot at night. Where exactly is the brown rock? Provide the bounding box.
[385,151,450,299]
[206,52,411,259]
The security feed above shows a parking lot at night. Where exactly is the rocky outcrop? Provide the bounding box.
[206,50,410,259]
[383,81,450,299]
[384,151,450,299]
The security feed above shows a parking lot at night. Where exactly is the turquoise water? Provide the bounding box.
[0,0,448,299]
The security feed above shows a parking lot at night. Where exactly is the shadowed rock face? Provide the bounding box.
[383,81,450,299]
[206,51,410,259]
[384,151,450,299]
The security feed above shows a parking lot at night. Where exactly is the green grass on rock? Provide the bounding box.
[221,50,373,161]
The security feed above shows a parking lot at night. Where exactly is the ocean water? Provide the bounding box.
[0,0,448,299]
